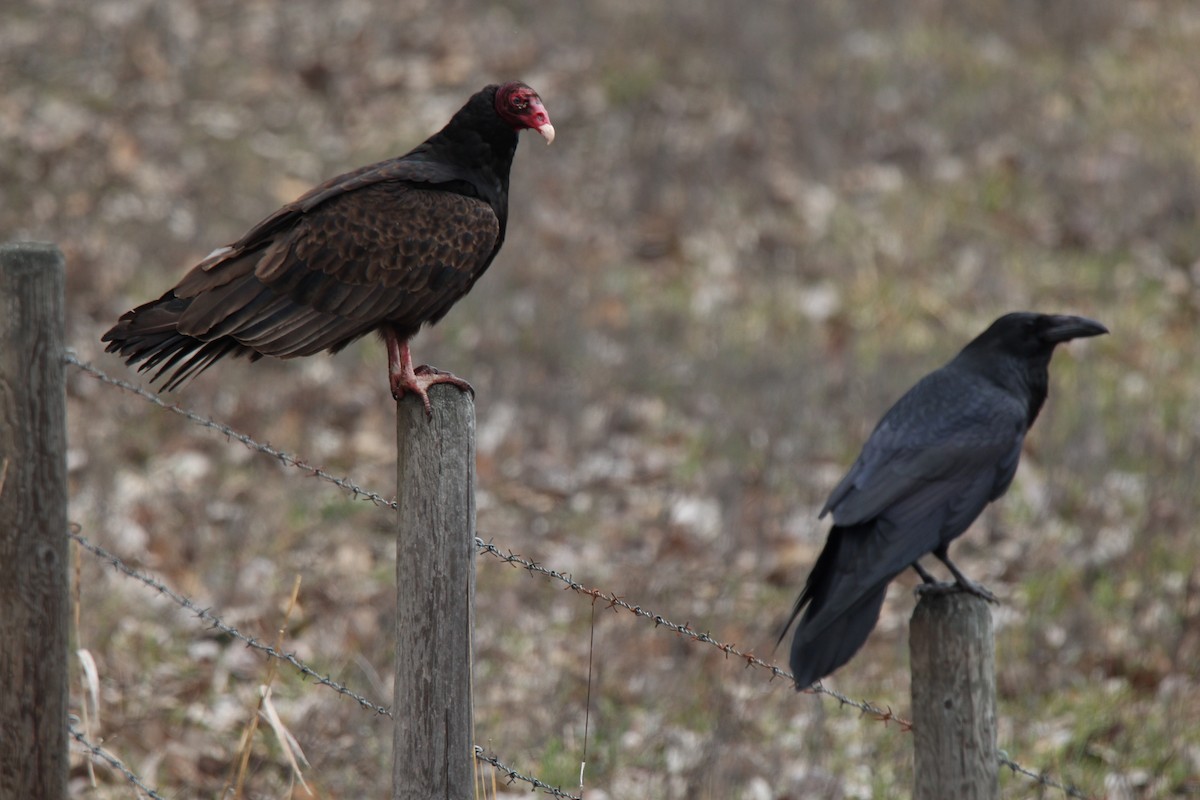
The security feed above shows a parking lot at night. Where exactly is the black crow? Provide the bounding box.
[781,312,1107,690]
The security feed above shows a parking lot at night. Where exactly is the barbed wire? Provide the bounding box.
[66,354,1092,799]
[69,722,170,800]
[475,538,1094,798]
[73,709,579,800]
[69,527,393,717]
[1000,752,1090,799]
[473,538,909,728]
[64,353,397,510]
[70,527,581,797]
[72,714,580,800]
[474,748,582,800]
[67,361,892,712]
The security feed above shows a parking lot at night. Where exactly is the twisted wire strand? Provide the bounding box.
[474,748,582,800]
[473,538,909,727]
[70,528,392,717]
[70,724,170,800]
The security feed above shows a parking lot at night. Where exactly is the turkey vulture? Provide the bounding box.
[780,313,1107,689]
[102,81,554,413]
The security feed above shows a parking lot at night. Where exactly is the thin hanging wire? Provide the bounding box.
[580,600,597,796]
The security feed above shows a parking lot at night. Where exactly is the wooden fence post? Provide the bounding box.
[392,384,476,800]
[0,243,69,800]
[910,590,998,800]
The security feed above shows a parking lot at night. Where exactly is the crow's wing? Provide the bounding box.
[788,368,1028,650]
[821,367,1027,528]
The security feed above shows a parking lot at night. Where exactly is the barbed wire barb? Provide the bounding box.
[70,723,170,800]
[474,747,582,800]
[999,751,1091,799]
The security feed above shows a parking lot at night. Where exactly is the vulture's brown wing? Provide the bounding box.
[197,154,485,261]
[170,182,500,359]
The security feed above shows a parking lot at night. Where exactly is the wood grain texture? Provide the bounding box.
[392,384,476,800]
[910,591,998,800]
[0,243,68,800]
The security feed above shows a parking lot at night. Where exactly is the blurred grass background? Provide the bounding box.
[4,0,1199,797]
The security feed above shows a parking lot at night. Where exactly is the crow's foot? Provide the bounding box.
[914,579,997,604]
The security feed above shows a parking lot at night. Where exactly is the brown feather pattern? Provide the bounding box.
[169,185,499,356]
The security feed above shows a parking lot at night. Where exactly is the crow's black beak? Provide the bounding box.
[1043,315,1109,344]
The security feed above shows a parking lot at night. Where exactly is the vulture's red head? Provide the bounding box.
[495,81,555,144]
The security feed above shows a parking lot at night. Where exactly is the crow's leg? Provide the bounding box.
[911,561,939,584]
[931,544,998,603]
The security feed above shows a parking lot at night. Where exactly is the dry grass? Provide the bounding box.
[5,0,1200,797]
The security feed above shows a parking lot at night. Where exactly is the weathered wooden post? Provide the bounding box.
[0,242,69,800]
[392,384,476,800]
[910,590,998,800]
